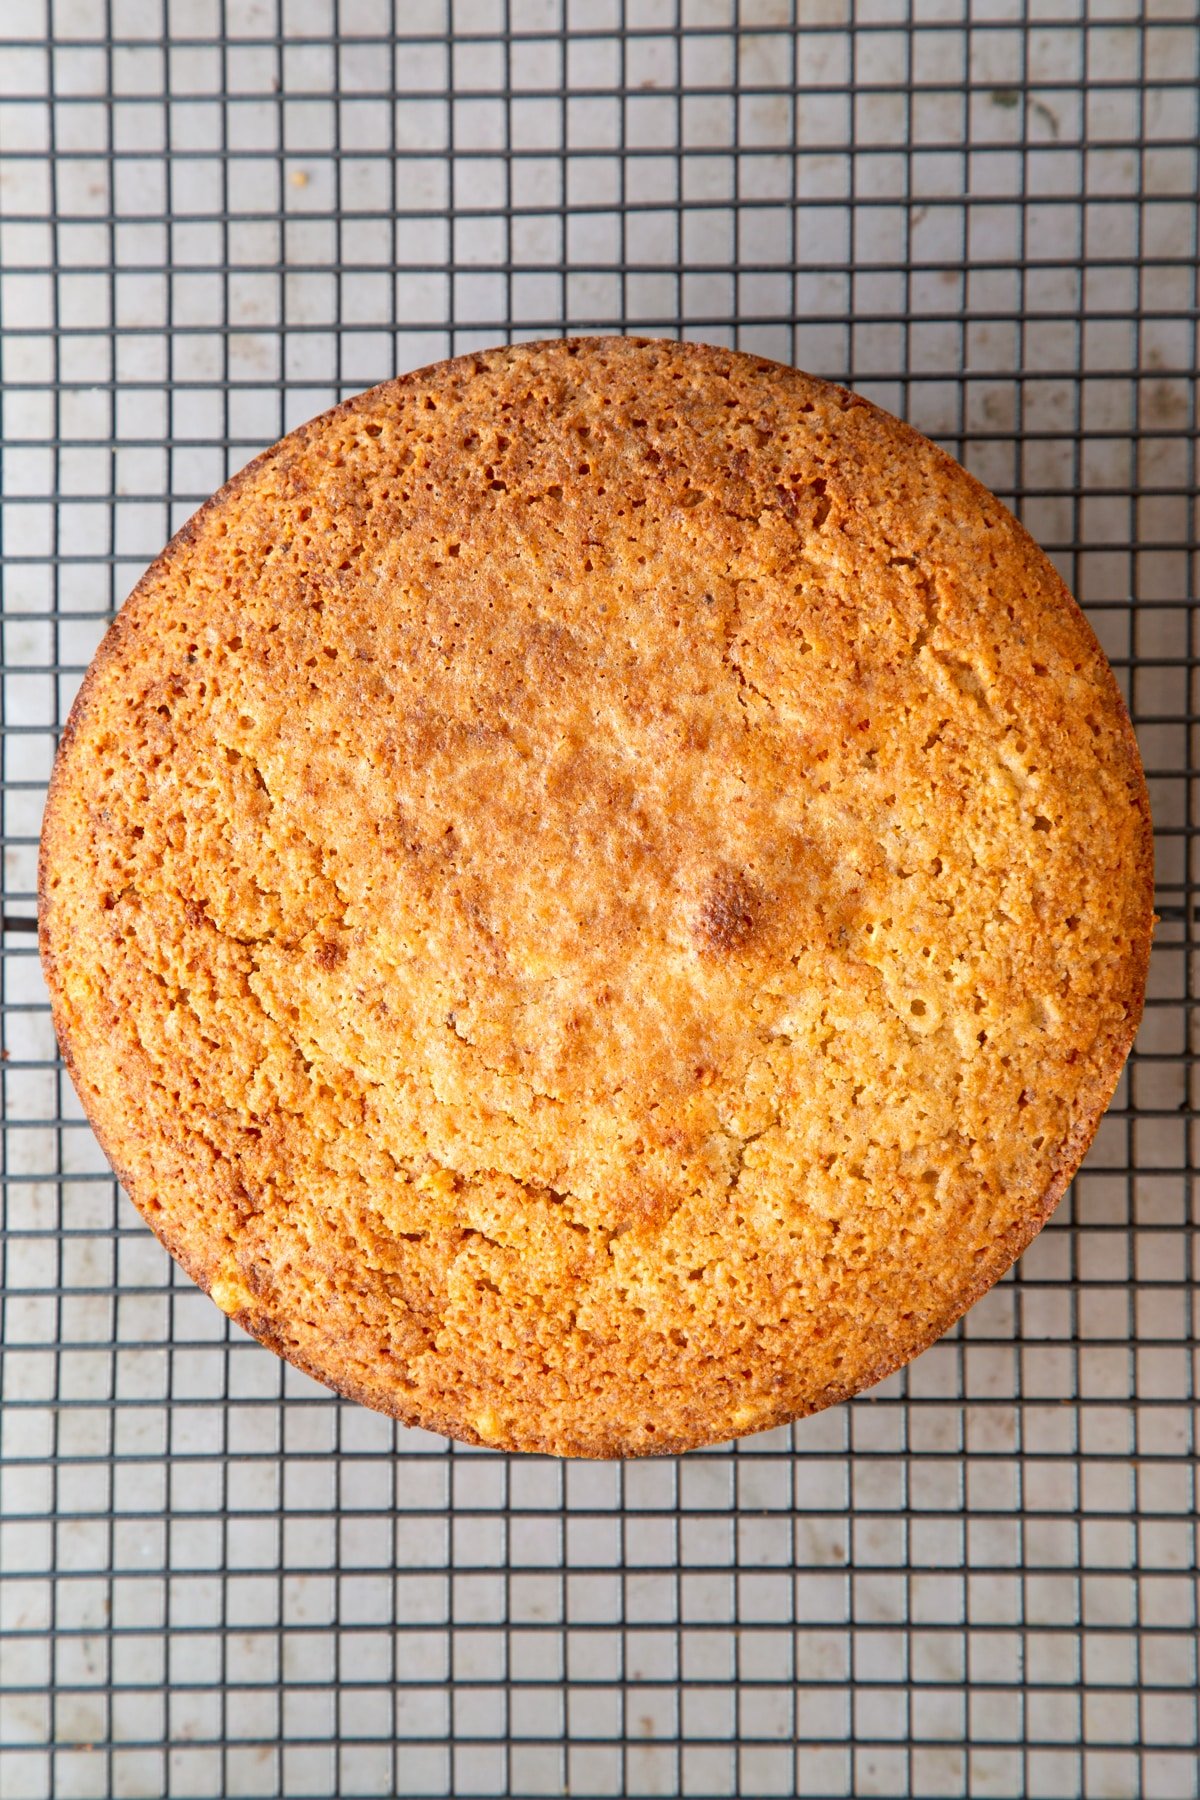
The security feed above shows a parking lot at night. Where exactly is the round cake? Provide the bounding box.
[40,338,1153,1457]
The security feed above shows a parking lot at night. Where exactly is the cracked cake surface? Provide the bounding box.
[39,338,1153,1456]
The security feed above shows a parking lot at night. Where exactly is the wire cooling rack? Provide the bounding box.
[1,3,1197,1797]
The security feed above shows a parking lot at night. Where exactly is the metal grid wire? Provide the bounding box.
[1,1,1197,1796]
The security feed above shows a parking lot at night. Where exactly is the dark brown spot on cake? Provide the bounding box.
[313,939,346,970]
[693,869,762,956]
[243,1256,273,1294]
[229,1181,261,1218]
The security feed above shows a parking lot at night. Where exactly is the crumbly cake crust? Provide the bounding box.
[40,338,1153,1456]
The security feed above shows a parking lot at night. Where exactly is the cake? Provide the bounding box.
[39,338,1153,1457]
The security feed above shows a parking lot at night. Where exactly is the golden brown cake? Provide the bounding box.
[40,338,1153,1456]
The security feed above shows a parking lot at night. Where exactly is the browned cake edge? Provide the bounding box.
[39,337,1155,1457]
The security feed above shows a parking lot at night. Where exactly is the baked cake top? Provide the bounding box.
[40,338,1153,1456]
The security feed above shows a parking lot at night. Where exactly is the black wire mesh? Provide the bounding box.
[1,2,1197,1797]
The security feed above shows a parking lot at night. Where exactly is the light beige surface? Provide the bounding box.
[40,339,1152,1456]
